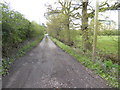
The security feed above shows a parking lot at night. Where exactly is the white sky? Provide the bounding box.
[3,0,118,27]
[4,0,56,24]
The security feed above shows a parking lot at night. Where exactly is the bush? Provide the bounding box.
[2,2,44,57]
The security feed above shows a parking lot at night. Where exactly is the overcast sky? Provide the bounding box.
[3,0,118,27]
[4,0,56,24]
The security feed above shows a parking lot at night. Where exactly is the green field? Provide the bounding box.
[73,36,118,55]
[97,36,118,54]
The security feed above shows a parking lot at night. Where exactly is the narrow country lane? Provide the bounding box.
[3,36,109,88]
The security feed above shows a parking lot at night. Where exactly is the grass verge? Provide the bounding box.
[51,37,119,88]
[1,36,43,76]
[73,36,118,63]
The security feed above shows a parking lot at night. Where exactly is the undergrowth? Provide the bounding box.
[1,36,43,76]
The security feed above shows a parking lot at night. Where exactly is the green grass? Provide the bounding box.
[2,36,43,76]
[97,36,118,54]
[51,37,119,88]
[73,36,118,55]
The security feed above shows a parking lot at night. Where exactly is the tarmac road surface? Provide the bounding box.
[3,36,109,88]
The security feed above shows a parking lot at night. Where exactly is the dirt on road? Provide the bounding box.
[3,36,109,88]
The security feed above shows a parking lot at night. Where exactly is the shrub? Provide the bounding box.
[2,2,44,57]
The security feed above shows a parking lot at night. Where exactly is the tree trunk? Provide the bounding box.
[92,0,99,61]
[81,1,91,51]
[66,15,70,45]
[67,20,70,43]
